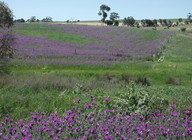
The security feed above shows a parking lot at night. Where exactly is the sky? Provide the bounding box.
[3,0,192,21]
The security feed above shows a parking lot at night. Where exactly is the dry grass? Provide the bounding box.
[0,74,81,90]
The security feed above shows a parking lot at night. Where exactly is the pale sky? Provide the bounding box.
[3,0,192,21]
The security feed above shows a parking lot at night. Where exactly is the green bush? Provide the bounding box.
[166,77,181,85]
[180,27,186,32]
[113,82,168,114]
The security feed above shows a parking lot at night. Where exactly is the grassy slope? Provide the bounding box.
[9,24,191,86]
[0,24,192,119]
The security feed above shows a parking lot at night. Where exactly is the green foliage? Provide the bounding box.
[180,27,186,32]
[162,19,168,26]
[123,16,135,26]
[15,18,25,23]
[153,19,158,26]
[0,31,15,59]
[187,12,192,20]
[113,82,168,114]
[105,20,113,25]
[42,16,53,22]
[0,1,14,28]
[166,77,181,85]
[136,77,152,86]
[141,19,154,27]
[0,1,15,74]
[1,82,191,120]
[0,1,15,59]
[178,18,182,22]
[113,20,119,26]
[110,12,119,21]
[29,16,36,22]
[98,4,111,23]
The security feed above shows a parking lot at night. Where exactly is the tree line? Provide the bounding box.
[98,4,192,27]
[15,16,53,23]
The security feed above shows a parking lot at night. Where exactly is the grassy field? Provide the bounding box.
[0,23,192,139]
[0,23,192,118]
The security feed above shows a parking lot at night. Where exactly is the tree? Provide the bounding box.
[159,19,163,26]
[141,19,146,27]
[153,19,158,26]
[178,18,182,23]
[42,16,53,22]
[0,1,14,28]
[187,13,192,20]
[114,20,119,26]
[29,16,36,22]
[162,19,168,26]
[145,19,154,27]
[109,12,120,26]
[0,1,15,74]
[187,13,192,23]
[98,4,111,23]
[141,19,154,27]
[15,18,25,23]
[0,32,15,59]
[123,16,135,27]
[0,1,15,58]
[110,12,119,22]
[168,20,172,27]
[105,20,113,25]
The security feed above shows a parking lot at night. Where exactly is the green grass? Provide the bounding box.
[0,81,191,120]
[15,24,97,45]
[4,24,192,87]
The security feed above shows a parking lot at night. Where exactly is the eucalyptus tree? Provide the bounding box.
[110,12,119,22]
[0,1,15,74]
[123,16,135,27]
[0,1,14,28]
[98,4,111,23]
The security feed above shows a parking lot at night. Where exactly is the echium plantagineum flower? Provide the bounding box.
[90,95,95,101]
[76,97,81,103]
[91,101,96,105]
[12,24,173,66]
[104,97,110,102]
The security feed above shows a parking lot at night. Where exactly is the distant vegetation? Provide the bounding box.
[15,16,53,23]
[98,4,120,26]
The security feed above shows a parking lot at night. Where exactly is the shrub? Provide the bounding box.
[113,82,168,114]
[121,74,134,84]
[113,20,119,26]
[136,77,152,86]
[166,77,181,85]
[0,2,14,28]
[0,31,15,59]
[105,20,113,25]
[98,73,119,83]
[181,27,186,32]
[0,2,15,75]
[123,16,135,26]
[152,27,157,30]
